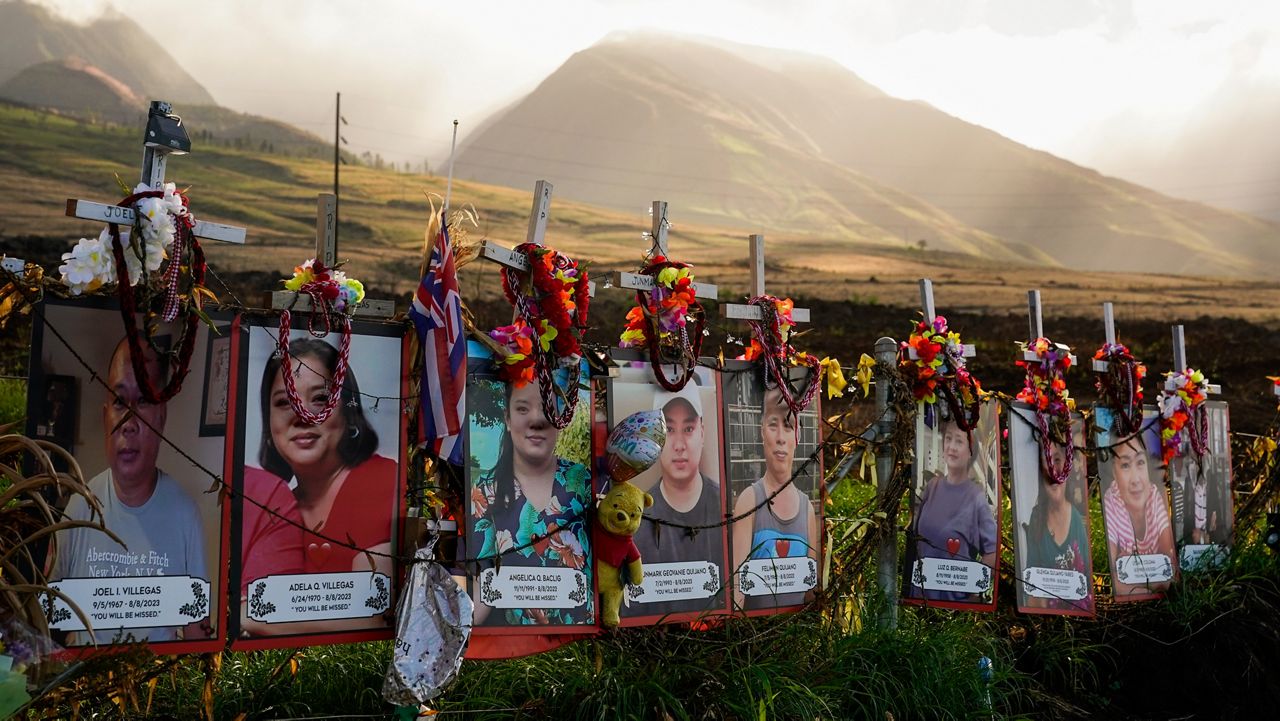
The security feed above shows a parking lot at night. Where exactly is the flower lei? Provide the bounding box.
[618,256,705,391]
[898,316,982,431]
[742,295,821,417]
[491,243,590,429]
[1016,337,1075,484]
[1093,342,1146,437]
[276,259,365,425]
[1158,368,1210,464]
[63,184,209,403]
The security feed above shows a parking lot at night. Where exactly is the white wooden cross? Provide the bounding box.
[1168,324,1221,394]
[479,179,595,297]
[609,201,717,299]
[1022,289,1076,365]
[908,278,976,362]
[270,193,395,317]
[1091,302,1118,372]
[720,234,810,323]
[64,101,247,246]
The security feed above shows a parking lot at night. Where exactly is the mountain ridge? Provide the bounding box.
[456,31,1280,278]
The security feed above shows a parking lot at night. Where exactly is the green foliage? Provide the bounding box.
[553,395,591,467]
[0,378,24,429]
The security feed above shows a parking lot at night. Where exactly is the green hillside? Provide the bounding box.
[7,101,1280,325]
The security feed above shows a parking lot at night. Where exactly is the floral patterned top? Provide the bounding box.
[471,458,593,625]
[1026,505,1093,610]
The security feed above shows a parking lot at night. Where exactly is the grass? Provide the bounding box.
[0,378,25,429]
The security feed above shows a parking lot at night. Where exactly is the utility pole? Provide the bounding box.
[333,92,347,252]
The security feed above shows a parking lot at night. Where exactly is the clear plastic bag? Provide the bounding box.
[382,541,472,706]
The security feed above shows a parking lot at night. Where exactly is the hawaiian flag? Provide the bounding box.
[410,212,465,465]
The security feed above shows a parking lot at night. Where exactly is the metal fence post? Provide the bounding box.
[873,336,899,629]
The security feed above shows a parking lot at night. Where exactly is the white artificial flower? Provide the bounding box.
[58,232,115,295]
[1159,392,1182,419]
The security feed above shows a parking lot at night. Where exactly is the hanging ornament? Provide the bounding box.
[1093,342,1147,437]
[276,258,365,425]
[491,243,589,429]
[1016,337,1075,484]
[618,255,705,391]
[741,295,821,417]
[1158,368,1211,464]
[899,315,983,431]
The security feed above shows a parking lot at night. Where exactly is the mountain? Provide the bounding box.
[0,57,145,122]
[456,31,1280,278]
[0,1,214,106]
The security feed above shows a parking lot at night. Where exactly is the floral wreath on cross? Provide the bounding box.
[1093,342,1147,437]
[741,295,824,417]
[58,182,215,403]
[898,315,983,431]
[489,242,590,429]
[1158,367,1210,464]
[618,255,705,391]
[276,258,366,425]
[1016,337,1075,484]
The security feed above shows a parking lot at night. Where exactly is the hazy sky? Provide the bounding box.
[34,0,1280,213]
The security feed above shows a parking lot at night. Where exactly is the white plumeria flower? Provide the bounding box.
[1159,392,1182,418]
[59,232,115,295]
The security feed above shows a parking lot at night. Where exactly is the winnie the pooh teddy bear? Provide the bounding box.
[594,480,653,627]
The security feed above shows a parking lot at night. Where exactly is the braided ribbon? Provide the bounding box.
[107,189,205,404]
[1016,337,1074,484]
[499,243,589,429]
[1094,342,1146,437]
[277,276,353,425]
[631,258,704,391]
[745,295,821,418]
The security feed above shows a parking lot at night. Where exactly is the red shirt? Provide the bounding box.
[594,528,641,568]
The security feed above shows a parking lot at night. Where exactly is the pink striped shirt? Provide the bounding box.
[1103,480,1171,556]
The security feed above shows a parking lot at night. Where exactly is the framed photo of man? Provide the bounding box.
[1009,404,1093,617]
[901,401,1002,612]
[29,297,228,654]
[1095,406,1178,602]
[1169,400,1233,571]
[463,341,596,634]
[722,361,823,615]
[229,314,406,650]
[607,361,726,624]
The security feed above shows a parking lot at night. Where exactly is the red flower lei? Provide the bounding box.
[743,295,821,417]
[1093,342,1146,437]
[1016,337,1075,484]
[497,243,589,429]
[107,188,206,404]
[898,316,982,431]
[618,256,705,391]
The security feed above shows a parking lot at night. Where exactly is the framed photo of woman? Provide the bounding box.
[1169,400,1233,571]
[901,400,1002,612]
[229,314,406,649]
[722,361,824,616]
[1095,406,1178,602]
[607,360,727,625]
[1009,403,1093,617]
[464,341,596,633]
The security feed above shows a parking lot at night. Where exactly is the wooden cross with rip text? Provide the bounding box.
[1023,289,1076,366]
[479,180,595,297]
[64,101,248,249]
[1169,324,1221,395]
[907,278,976,363]
[720,234,810,324]
[268,193,395,317]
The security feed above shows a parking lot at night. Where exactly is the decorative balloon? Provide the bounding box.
[604,409,667,483]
